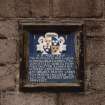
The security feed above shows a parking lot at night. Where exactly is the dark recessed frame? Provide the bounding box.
[19,22,85,92]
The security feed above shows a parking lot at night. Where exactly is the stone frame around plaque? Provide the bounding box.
[19,21,85,91]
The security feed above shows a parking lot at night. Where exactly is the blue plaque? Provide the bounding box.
[28,32,78,83]
[20,24,84,88]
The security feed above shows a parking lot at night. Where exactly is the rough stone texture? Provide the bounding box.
[0,92,57,105]
[101,99,105,105]
[0,20,18,38]
[85,21,105,36]
[0,0,103,18]
[0,0,49,17]
[15,0,31,17]
[53,0,103,17]
[0,0,16,17]
[86,38,105,63]
[30,0,49,17]
[0,64,16,90]
[85,64,105,91]
[91,64,105,90]
[104,0,105,18]
[84,64,92,91]
[59,93,105,105]
[0,40,17,64]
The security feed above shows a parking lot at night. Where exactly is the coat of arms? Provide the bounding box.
[36,32,66,55]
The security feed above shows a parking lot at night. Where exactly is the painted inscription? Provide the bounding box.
[28,32,77,83]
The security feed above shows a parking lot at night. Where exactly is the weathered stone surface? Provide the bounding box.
[101,100,105,105]
[0,40,17,63]
[30,0,49,17]
[0,20,18,38]
[84,64,93,91]
[86,38,105,63]
[53,0,102,17]
[0,0,49,17]
[59,93,105,105]
[15,0,50,17]
[85,21,105,36]
[1,92,57,105]
[85,64,105,91]
[15,0,31,17]
[91,64,105,90]
[0,0,16,17]
[0,65,16,90]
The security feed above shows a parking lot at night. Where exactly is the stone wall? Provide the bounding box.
[0,0,105,105]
